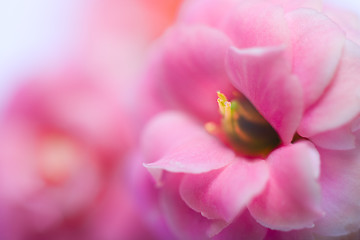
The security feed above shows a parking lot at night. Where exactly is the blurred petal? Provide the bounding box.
[314,148,360,236]
[299,40,360,137]
[324,5,360,45]
[285,9,345,108]
[248,141,323,231]
[180,159,269,223]
[178,0,238,27]
[226,46,303,144]
[223,1,289,48]
[268,0,322,12]
[126,150,178,240]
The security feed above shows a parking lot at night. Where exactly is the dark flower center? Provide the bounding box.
[207,92,281,158]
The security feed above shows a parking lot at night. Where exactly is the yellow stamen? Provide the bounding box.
[214,91,281,158]
[217,92,234,134]
[217,91,228,116]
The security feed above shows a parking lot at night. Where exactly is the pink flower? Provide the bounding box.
[83,0,184,89]
[0,67,153,240]
[139,0,360,239]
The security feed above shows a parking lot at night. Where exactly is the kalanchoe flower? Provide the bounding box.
[138,0,360,239]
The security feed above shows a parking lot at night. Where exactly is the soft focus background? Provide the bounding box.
[0,0,359,239]
[0,0,182,239]
[1,0,360,110]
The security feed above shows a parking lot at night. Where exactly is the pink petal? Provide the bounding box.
[213,210,268,240]
[142,112,235,183]
[285,9,345,108]
[178,0,238,27]
[126,151,177,240]
[313,148,360,236]
[299,40,360,137]
[222,1,289,48]
[226,46,303,144]
[248,141,323,231]
[145,25,233,122]
[264,229,315,240]
[160,174,229,239]
[160,174,266,239]
[310,123,356,150]
[268,0,322,12]
[316,231,360,240]
[179,159,269,223]
[324,5,360,45]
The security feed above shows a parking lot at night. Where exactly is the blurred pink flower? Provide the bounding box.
[139,0,360,239]
[83,0,184,90]
[0,66,154,240]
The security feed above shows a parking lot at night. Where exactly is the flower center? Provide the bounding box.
[207,92,280,158]
[38,133,81,185]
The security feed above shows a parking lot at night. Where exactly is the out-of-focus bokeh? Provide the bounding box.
[0,0,183,107]
[0,0,182,239]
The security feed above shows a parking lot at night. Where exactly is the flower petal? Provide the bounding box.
[222,1,289,48]
[324,5,360,45]
[299,40,360,137]
[268,0,322,12]
[126,150,177,240]
[180,159,269,223]
[226,46,303,144]
[264,229,315,240]
[313,148,360,236]
[213,210,268,240]
[248,141,323,231]
[145,25,233,122]
[160,174,228,239]
[310,123,356,150]
[160,173,267,240]
[285,9,345,108]
[142,112,235,183]
[178,0,238,27]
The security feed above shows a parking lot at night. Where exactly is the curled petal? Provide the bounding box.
[299,40,360,137]
[160,174,267,240]
[180,159,269,223]
[248,141,323,231]
[142,112,235,183]
[160,174,229,239]
[226,46,303,144]
[285,9,345,108]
